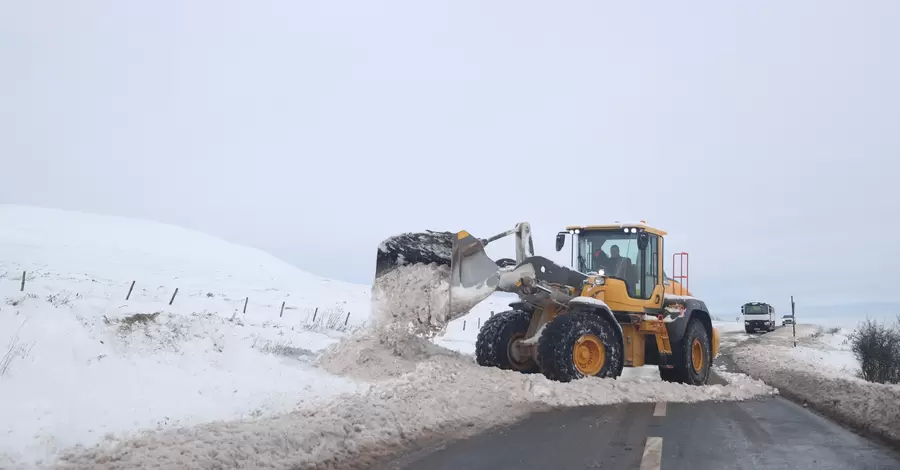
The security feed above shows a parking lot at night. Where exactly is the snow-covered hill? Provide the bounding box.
[0,205,373,467]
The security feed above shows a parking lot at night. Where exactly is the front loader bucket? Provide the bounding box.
[373,229,501,319]
[448,231,501,312]
[375,230,456,279]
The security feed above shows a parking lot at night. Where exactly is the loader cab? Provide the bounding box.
[558,223,667,312]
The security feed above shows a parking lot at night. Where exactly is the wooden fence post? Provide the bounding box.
[280,301,286,318]
[312,307,318,322]
[463,320,466,331]
[477,317,481,328]
[126,281,135,300]
[169,288,179,305]
[20,271,26,292]
[344,312,351,326]
[243,297,249,314]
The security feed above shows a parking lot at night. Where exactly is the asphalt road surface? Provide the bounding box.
[373,362,900,470]
[375,395,900,470]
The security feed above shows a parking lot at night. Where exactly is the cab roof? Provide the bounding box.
[565,221,667,237]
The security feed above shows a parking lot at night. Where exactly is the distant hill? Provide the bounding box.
[794,301,900,328]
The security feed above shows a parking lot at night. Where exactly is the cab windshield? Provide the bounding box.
[744,304,769,314]
[576,229,639,279]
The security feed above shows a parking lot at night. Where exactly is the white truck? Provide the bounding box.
[742,301,776,333]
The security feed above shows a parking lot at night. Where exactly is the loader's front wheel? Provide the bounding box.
[659,318,711,385]
[475,310,538,373]
[538,312,623,383]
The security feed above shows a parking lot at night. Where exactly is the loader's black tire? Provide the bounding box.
[659,318,712,385]
[537,312,623,383]
[475,310,538,373]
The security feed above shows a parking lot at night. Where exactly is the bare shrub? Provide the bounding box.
[1,317,35,378]
[300,306,367,334]
[108,312,162,333]
[255,340,315,359]
[849,316,900,384]
[47,292,73,307]
[826,327,841,335]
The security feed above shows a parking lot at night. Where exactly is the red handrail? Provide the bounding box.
[672,252,689,295]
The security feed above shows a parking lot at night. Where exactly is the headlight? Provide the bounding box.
[593,276,606,286]
[744,321,750,324]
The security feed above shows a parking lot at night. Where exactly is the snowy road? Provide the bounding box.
[370,332,900,470]
[372,393,900,470]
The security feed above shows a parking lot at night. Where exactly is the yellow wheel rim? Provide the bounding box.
[573,334,606,376]
[691,338,704,373]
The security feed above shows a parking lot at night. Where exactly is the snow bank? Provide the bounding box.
[55,341,776,470]
[51,253,775,470]
[0,205,372,468]
[731,325,900,446]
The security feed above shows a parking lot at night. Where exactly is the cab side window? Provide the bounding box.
[636,233,659,300]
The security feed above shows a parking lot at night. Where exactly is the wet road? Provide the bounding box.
[374,394,900,470]
[373,340,900,470]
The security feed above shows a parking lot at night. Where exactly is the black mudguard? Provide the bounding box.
[655,297,713,368]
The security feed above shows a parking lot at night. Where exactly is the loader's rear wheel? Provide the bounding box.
[538,312,623,383]
[475,310,538,373]
[659,318,711,385]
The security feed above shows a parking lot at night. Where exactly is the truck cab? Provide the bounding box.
[742,301,776,333]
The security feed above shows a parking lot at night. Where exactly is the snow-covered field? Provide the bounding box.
[0,205,372,467]
[731,324,900,446]
[0,205,776,469]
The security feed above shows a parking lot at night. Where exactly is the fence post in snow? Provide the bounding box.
[126,281,136,300]
[243,297,249,314]
[344,312,351,326]
[280,301,286,318]
[312,307,318,323]
[463,320,466,331]
[169,288,179,305]
[20,271,25,292]
[477,317,480,328]
[791,295,797,348]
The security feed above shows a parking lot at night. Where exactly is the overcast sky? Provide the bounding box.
[1,0,897,316]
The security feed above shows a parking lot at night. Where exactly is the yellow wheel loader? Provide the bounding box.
[374,222,720,384]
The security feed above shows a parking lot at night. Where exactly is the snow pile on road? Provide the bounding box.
[731,324,900,446]
[56,340,776,470]
[0,205,371,468]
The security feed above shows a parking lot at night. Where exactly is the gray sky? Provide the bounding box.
[1,0,897,316]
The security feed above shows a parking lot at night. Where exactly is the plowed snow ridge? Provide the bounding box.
[56,264,777,470]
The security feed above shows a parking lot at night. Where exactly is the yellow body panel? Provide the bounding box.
[582,279,665,313]
[711,326,720,359]
[665,279,692,296]
[620,324,646,367]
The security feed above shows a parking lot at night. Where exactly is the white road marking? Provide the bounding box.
[640,437,663,470]
[653,402,667,417]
